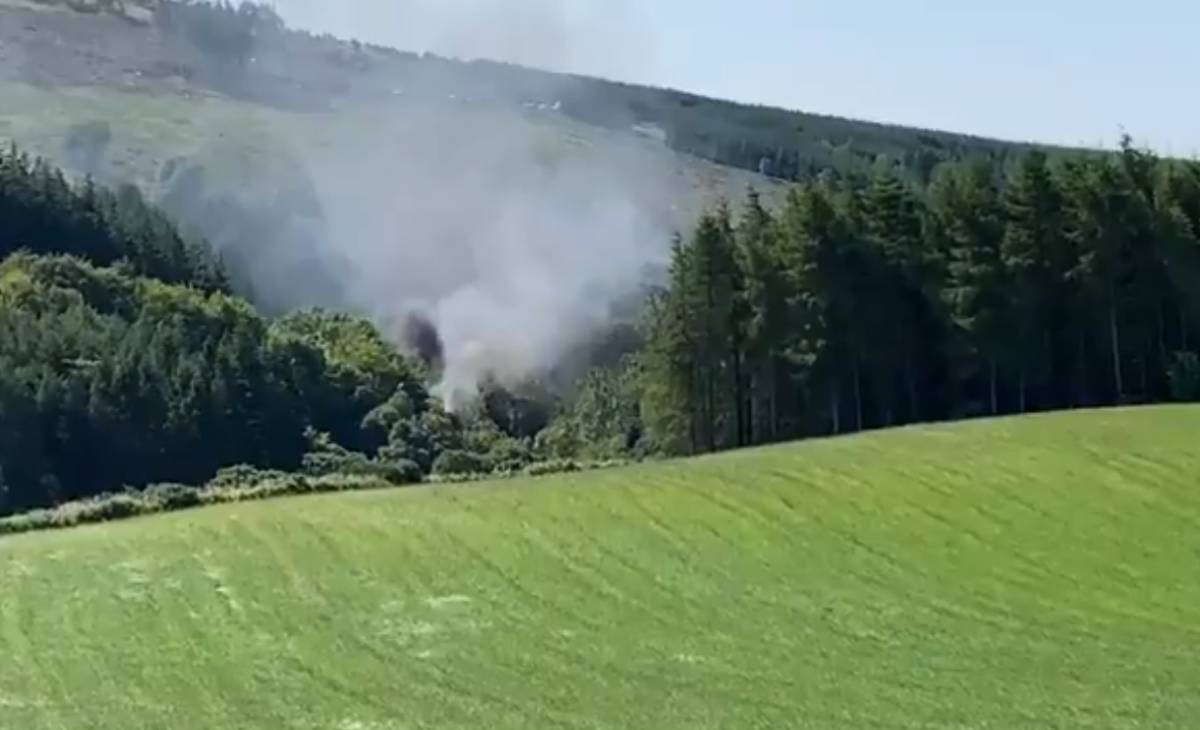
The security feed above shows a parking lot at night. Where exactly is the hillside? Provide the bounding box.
[2,407,1198,729]
[0,0,1093,332]
[0,0,1049,199]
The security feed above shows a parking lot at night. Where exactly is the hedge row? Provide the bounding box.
[0,459,633,537]
[0,469,393,536]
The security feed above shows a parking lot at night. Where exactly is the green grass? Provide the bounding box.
[3,406,1200,729]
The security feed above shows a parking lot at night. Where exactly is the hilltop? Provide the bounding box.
[0,0,1050,196]
[1,406,1197,728]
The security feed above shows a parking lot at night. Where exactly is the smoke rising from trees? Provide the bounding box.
[211,0,675,408]
[301,103,675,408]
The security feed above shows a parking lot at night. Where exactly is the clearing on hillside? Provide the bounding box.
[2,407,1199,729]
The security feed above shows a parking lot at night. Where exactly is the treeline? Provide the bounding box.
[552,79,1029,183]
[0,146,565,517]
[0,253,416,513]
[573,138,1200,455]
[0,252,568,516]
[1,144,228,290]
[10,133,1200,519]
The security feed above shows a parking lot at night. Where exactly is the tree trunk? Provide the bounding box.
[989,354,998,416]
[1109,286,1123,402]
[704,364,716,452]
[688,387,699,455]
[1018,363,1027,414]
[1042,324,1054,411]
[1075,328,1088,408]
[1140,345,1148,397]
[1157,302,1167,377]
[852,357,864,432]
[768,358,779,442]
[905,352,919,424]
[731,345,745,448]
[830,380,841,436]
[1180,302,1189,351]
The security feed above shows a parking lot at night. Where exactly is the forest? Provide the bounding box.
[0,143,557,517]
[5,130,1200,521]
[615,137,1200,455]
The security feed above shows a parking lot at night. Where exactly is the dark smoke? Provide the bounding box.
[402,310,445,373]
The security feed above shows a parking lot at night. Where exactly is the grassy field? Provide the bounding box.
[2,407,1199,729]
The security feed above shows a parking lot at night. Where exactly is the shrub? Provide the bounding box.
[142,482,203,510]
[0,462,409,537]
[427,471,497,485]
[203,472,312,503]
[302,447,422,486]
[207,464,290,491]
[0,492,151,534]
[432,450,491,477]
[369,459,423,485]
[80,493,146,522]
[524,459,581,477]
[588,459,632,471]
[0,510,52,535]
[1169,352,1200,401]
[486,437,534,474]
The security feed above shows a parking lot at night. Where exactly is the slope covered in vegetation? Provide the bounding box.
[7,128,1200,521]
[1,407,1197,729]
[0,0,1054,185]
[592,139,1200,459]
[0,143,547,516]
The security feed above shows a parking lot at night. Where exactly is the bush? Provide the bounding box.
[487,437,534,474]
[432,450,491,477]
[588,459,633,471]
[427,471,498,485]
[207,464,291,491]
[142,482,203,510]
[523,458,631,478]
[1169,352,1200,401]
[0,454,422,538]
[0,455,639,537]
[302,448,422,486]
[203,472,312,503]
[0,492,150,535]
[0,510,52,535]
[370,459,423,485]
[524,459,581,477]
[80,493,146,521]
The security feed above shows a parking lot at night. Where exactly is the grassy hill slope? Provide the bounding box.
[2,407,1199,729]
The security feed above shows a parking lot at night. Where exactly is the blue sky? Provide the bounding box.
[642,1,1197,152]
[272,0,1199,152]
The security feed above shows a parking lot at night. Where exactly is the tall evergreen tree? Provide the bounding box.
[931,160,1009,414]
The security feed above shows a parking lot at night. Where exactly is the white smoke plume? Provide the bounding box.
[260,0,673,408]
[302,103,673,409]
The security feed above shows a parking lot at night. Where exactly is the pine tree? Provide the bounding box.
[1002,150,1069,411]
[735,188,789,443]
[1061,154,1141,403]
[931,160,1009,414]
[640,237,700,455]
[779,183,872,434]
[860,159,938,425]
